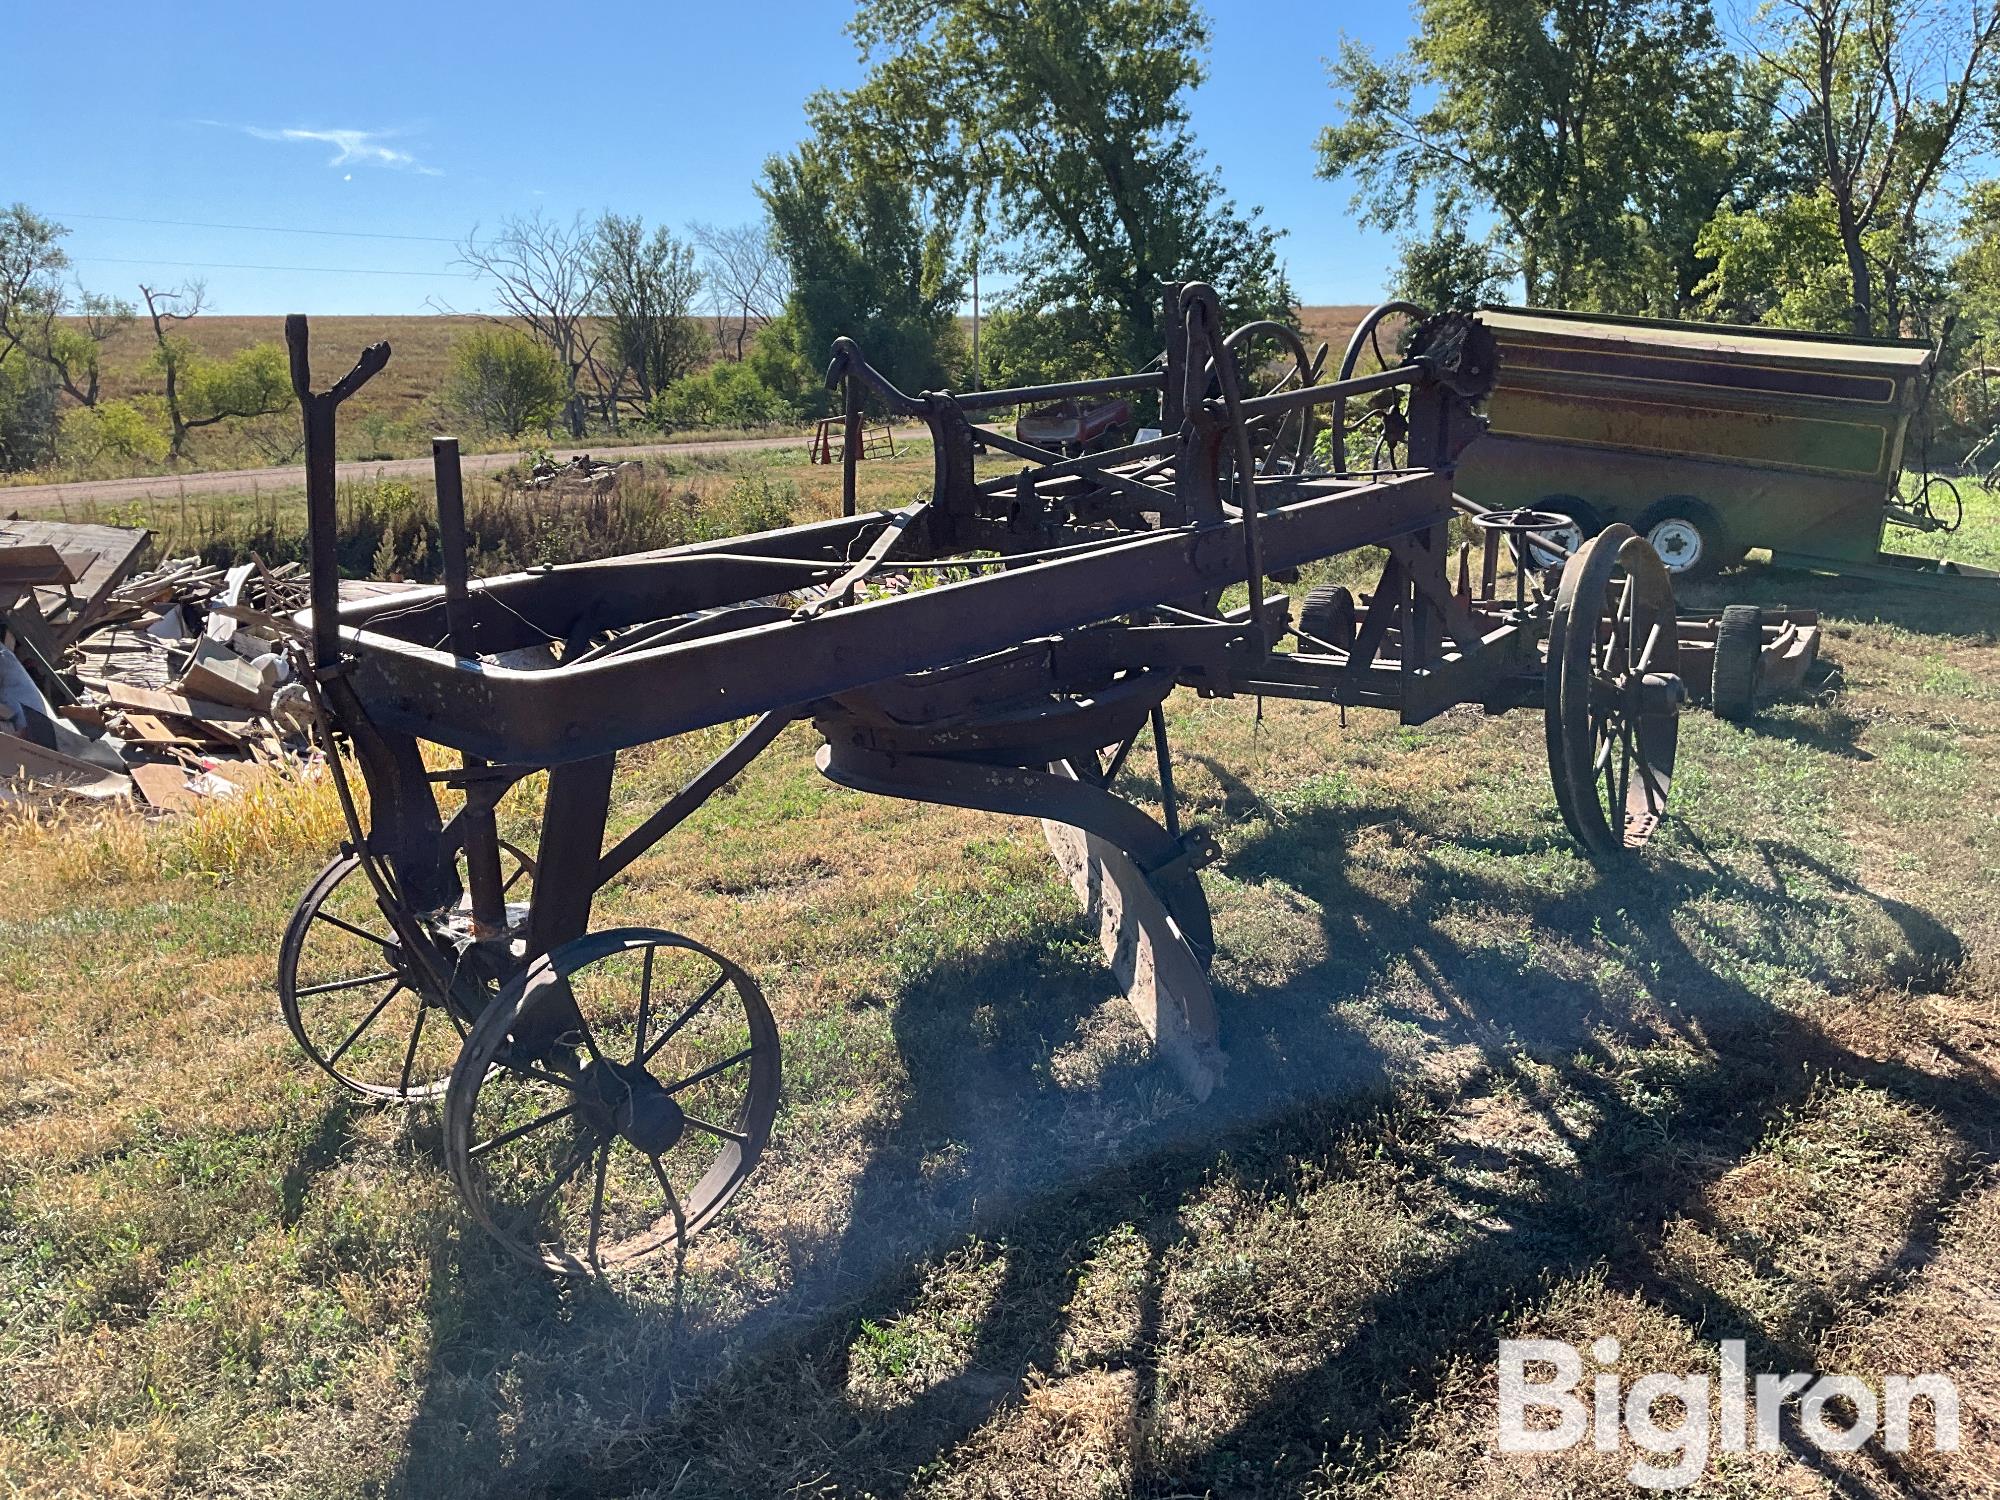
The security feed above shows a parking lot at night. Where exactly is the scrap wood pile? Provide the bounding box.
[0,518,336,814]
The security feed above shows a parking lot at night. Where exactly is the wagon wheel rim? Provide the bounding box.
[443,927,780,1276]
[1525,518,1585,569]
[1215,320,1316,498]
[278,840,535,1102]
[1545,525,1681,861]
[1918,476,1963,533]
[1645,517,1705,575]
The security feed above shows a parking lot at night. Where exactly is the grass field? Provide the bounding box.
[1,455,1997,1497]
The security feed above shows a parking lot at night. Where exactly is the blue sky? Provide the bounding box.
[3,1,1413,317]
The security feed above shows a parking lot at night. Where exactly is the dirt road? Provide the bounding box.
[0,431,912,515]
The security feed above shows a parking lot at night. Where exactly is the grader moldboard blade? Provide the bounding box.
[278,287,1687,1275]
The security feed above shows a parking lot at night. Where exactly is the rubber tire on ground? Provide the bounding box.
[1710,605,1763,722]
[1636,497,1730,581]
[1296,584,1357,650]
[1526,495,1604,568]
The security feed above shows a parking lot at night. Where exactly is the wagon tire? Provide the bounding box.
[1297,584,1357,651]
[1637,497,1730,581]
[1710,605,1763,722]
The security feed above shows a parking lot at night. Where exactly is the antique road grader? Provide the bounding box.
[277,287,1686,1275]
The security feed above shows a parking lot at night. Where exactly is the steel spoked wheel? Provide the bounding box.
[1914,475,1963,534]
[278,840,535,1102]
[1525,495,1602,568]
[443,927,780,1276]
[1545,525,1683,861]
[1221,319,1317,479]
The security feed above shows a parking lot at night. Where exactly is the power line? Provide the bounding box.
[72,255,465,279]
[51,211,459,245]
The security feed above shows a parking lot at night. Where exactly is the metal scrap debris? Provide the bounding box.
[511,453,644,493]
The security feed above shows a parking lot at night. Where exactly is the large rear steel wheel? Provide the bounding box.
[443,927,780,1276]
[1545,525,1683,861]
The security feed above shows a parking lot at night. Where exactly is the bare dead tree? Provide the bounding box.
[692,220,789,361]
[455,212,605,438]
[1741,0,2000,335]
[140,281,205,457]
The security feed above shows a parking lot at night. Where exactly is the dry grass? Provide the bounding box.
[1,451,1998,1497]
[53,440,922,576]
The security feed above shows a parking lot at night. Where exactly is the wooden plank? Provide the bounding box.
[57,703,107,732]
[0,520,153,648]
[181,638,268,710]
[122,712,204,746]
[96,681,260,741]
[0,544,92,587]
[130,761,198,811]
[0,594,66,687]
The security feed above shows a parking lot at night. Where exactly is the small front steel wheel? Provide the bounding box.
[1914,476,1963,534]
[278,840,534,1102]
[1525,494,1603,568]
[443,927,780,1276]
[1545,525,1682,861]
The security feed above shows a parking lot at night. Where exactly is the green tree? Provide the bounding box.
[0,206,64,469]
[0,355,58,471]
[443,326,567,438]
[649,360,797,431]
[138,284,291,459]
[0,205,132,408]
[1955,182,2000,348]
[1693,190,1866,330]
[1318,0,1739,313]
[1732,0,2000,337]
[1391,223,1510,311]
[592,213,707,410]
[817,0,1291,378]
[456,212,603,439]
[55,400,169,474]
[758,137,964,403]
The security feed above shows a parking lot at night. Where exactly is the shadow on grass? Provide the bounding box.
[382,788,1986,1499]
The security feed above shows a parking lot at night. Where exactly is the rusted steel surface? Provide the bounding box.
[277,287,1695,1277]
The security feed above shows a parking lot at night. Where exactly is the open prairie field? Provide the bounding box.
[10,308,1377,484]
[1297,305,1371,364]
[3,452,1997,1498]
[84,314,476,425]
